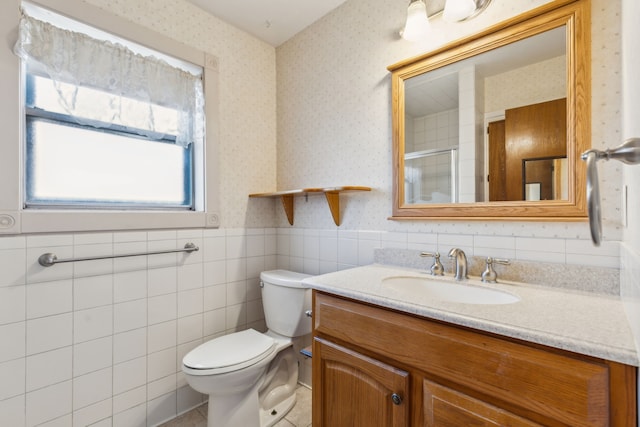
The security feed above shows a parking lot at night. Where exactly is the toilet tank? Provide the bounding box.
[260,270,312,338]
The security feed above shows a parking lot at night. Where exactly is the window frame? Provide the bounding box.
[0,0,221,234]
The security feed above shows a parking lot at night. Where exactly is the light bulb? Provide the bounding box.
[443,0,477,22]
[401,0,430,42]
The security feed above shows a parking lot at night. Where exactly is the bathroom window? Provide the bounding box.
[16,5,204,210]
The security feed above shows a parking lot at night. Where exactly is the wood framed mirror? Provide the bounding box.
[388,0,590,220]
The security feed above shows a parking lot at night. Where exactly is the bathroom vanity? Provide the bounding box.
[305,265,638,426]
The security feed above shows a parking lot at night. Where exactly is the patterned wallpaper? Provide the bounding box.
[276,0,624,241]
[85,0,624,241]
[485,55,566,113]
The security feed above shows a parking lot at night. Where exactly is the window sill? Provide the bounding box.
[0,210,216,235]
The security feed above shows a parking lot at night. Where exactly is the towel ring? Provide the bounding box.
[581,137,640,246]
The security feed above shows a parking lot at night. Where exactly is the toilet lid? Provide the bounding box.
[183,329,276,371]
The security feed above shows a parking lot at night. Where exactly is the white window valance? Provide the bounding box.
[14,13,204,148]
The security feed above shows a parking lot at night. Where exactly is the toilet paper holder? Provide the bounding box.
[581,137,640,246]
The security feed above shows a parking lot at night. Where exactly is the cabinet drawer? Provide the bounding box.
[314,291,626,426]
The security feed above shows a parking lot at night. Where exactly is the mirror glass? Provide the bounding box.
[403,27,566,204]
[389,0,589,220]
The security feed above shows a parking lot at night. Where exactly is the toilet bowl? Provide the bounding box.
[182,270,311,427]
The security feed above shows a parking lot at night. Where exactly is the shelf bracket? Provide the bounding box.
[248,186,371,226]
[281,194,295,225]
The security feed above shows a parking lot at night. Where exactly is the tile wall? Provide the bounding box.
[0,225,622,426]
[0,228,276,426]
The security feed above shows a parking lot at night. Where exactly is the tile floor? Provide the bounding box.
[159,385,312,427]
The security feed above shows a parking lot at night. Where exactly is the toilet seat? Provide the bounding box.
[183,329,276,375]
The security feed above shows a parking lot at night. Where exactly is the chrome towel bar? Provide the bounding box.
[581,137,640,246]
[38,242,199,267]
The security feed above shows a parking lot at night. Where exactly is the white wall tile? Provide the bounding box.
[246,234,265,257]
[148,321,177,354]
[177,385,202,414]
[112,385,146,415]
[0,249,26,287]
[25,380,72,426]
[226,303,246,331]
[114,357,147,395]
[177,314,203,345]
[0,285,25,325]
[37,414,72,427]
[148,266,177,296]
[246,256,265,280]
[226,281,246,306]
[319,236,338,262]
[203,237,226,262]
[147,348,177,382]
[148,294,177,325]
[226,258,247,282]
[74,305,113,344]
[0,236,26,250]
[26,313,72,355]
[73,398,112,427]
[203,308,226,337]
[113,402,146,427]
[147,374,176,401]
[73,367,112,409]
[146,391,176,427]
[114,328,147,364]
[74,336,113,377]
[246,277,261,301]
[26,279,72,319]
[0,395,25,427]
[177,289,203,319]
[0,358,25,400]
[177,263,203,291]
[26,346,72,392]
[0,322,26,362]
[113,232,147,243]
[203,284,226,311]
[226,235,246,258]
[114,299,147,334]
[337,237,358,266]
[203,260,226,286]
[114,270,147,303]
[74,275,113,310]
[438,234,474,253]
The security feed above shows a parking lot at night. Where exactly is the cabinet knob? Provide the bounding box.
[391,393,403,405]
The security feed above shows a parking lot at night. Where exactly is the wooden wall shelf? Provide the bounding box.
[249,186,371,226]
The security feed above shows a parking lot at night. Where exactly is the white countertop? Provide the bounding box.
[302,264,639,366]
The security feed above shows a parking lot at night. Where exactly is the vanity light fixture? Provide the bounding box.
[401,0,492,41]
[400,0,431,42]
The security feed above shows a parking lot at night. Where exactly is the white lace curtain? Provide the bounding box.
[14,13,204,148]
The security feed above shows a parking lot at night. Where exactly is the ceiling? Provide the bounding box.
[187,0,349,47]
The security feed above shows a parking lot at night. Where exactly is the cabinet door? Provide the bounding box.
[423,379,543,427]
[313,337,409,427]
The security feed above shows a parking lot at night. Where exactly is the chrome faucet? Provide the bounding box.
[448,248,468,281]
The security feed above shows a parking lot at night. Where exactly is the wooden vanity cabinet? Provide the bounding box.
[312,291,637,427]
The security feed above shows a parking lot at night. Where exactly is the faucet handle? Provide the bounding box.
[420,252,444,276]
[481,257,510,283]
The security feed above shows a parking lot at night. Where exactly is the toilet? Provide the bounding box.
[182,270,312,427]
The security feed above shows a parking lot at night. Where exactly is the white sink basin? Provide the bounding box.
[382,276,520,305]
